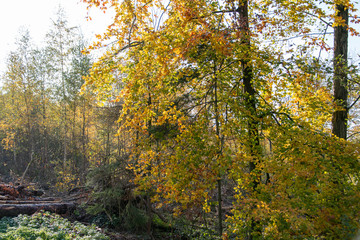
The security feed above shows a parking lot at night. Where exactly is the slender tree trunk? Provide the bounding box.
[11,92,17,168]
[22,101,34,185]
[59,31,68,169]
[22,92,34,185]
[20,143,34,185]
[105,130,110,165]
[81,100,87,183]
[237,1,260,239]
[214,70,223,237]
[332,2,348,139]
[13,136,17,171]
[42,127,49,179]
[72,103,77,172]
[146,93,153,239]
[40,75,48,180]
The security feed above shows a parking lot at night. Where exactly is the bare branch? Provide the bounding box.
[348,94,360,110]
[156,1,171,31]
[304,11,333,27]
[347,131,360,139]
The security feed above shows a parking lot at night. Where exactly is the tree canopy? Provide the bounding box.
[80,0,360,239]
[0,1,359,239]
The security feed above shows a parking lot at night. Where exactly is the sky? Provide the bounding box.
[0,1,359,73]
[0,0,112,72]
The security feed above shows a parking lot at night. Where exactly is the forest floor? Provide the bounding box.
[0,181,170,240]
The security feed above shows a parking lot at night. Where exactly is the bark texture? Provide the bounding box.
[237,1,260,239]
[332,3,349,139]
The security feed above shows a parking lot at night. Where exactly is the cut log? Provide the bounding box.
[0,184,44,198]
[0,182,88,218]
[0,202,76,217]
[0,195,15,201]
[0,200,62,204]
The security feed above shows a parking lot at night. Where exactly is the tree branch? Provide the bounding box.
[114,41,144,55]
[304,11,333,27]
[348,94,360,110]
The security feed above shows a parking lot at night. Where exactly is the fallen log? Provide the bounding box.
[0,195,14,201]
[0,184,44,199]
[0,200,62,204]
[0,202,76,217]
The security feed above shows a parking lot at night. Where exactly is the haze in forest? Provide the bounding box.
[0,0,112,73]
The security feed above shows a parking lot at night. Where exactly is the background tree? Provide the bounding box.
[0,11,95,190]
[46,7,77,171]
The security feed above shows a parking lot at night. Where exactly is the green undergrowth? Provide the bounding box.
[0,211,109,240]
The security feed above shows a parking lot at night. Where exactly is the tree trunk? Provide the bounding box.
[81,100,87,183]
[20,145,34,185]
[214,69,223,237]
[237,1,260,239]
[146,94,153,239]
[0,202,75,217]
[332,2,349,139]
[237,0,259,191]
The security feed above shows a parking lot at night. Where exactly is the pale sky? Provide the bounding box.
[0,0,112,72]
[0,1,359,73]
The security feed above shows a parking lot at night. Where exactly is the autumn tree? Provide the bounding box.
[1,30,46,181]
[0,12,96,189]
[82,0,360,239]
[43,9,96,188]
[46,7,77,170]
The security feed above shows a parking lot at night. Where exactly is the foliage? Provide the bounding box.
[86,161,127,217]
[86,159,150,232]
[172,217,219,240]
[229,124,360,239]
[123,203,149,232]
[0,212,109,240]
[81,0,360,239]
[0,0,358,239]
[0,9,95,188]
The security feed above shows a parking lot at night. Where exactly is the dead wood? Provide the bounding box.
[0,185,19,198]
[0,200,62,204]
[0,182,85,217]
[0,202,76,217]
[0,184,44,200]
